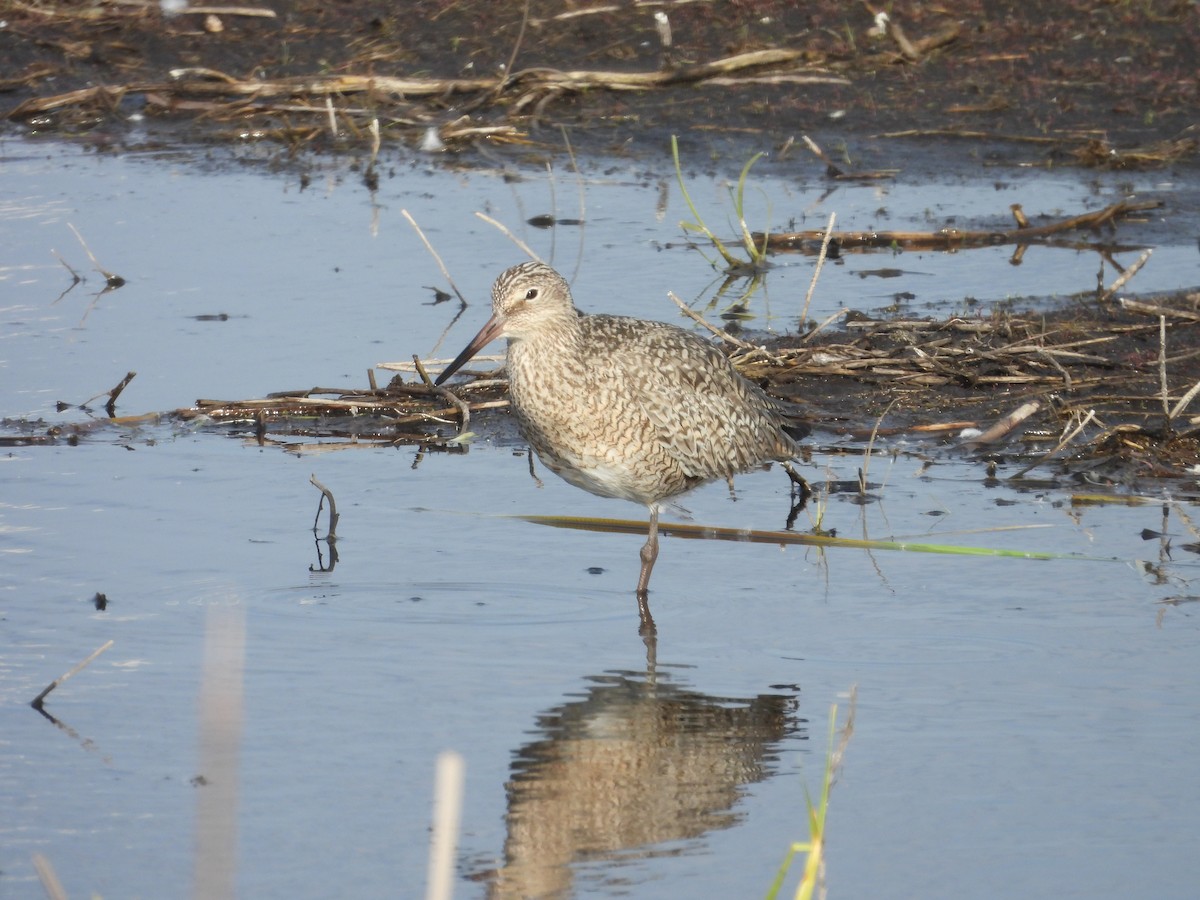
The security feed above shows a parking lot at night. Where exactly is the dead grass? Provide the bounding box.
[95,289,1189,486]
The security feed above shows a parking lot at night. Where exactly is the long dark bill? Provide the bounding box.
[433,314,505,386]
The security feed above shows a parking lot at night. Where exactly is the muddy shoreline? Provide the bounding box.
[3,1,1197,167]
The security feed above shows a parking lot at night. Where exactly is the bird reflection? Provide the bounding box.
[483,669,802,898]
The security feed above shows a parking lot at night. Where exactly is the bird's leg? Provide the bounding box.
[782,461,812,531]
[525,448,544,488]
[636,505,660,596]
[782,461,811,501]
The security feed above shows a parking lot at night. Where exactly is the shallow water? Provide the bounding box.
[2,137,1199,899]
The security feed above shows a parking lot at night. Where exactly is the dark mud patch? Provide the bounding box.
[2,1,1197,171]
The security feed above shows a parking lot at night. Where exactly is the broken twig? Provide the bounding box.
[31,639,114,710]
[310,474,339,540]
[965,401,1042,446]
[415,354,472,437]
[1101,248,1153,302]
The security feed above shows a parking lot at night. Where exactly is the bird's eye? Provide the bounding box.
[525,288,539,301]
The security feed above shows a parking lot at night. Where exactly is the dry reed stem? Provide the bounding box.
[31,639,114,709]
[800,211,836,327]
[415,354,473,436]
[1009,409,1097,479]
[31,854,67,900]
[876,132,1195,168]
[667,290,756,350]
[861,397,900,487]
[801,135,896,180]
[1159,316,1170,424]
[967,401,1043,446]
[1101,248,1153,302]
[1168,379,1200,422]
[9,48,819,123]
[1120,298,1200,322]
[67,222,124,286]
[887,18,922,61]
[558,125,589,286]
[177,6,277,17]
[474,211,541,262]
[762,199,1161,253]
[491,0,531,101]
[401,209,469,307]
[803,306,850,342]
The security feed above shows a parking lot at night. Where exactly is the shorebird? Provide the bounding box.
[435,261,805,622]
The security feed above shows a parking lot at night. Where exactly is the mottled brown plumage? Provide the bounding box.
[436,261,802,609]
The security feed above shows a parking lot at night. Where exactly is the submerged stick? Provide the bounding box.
[79,371,137,415]
[106,370,136,416]
[31,639,114,710]
[366,117,381,176]
[309,474,339,540]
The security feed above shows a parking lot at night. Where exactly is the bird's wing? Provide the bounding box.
[588,317,795,479]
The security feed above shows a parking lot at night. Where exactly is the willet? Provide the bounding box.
[435,261,805,624]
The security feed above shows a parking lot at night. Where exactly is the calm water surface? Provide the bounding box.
[2,137,1198,899]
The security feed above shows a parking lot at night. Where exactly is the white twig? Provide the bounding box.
[31,640,114,709]
[667,291,755,350]
[402,209,469,306]
[801,211,836,325]
[425,750,465,900]
[474,211,541,262]
[1101,248,1152,301]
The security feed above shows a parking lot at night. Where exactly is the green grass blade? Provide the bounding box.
[672,134,742,269]
[764,842,810,900]
[732,151,766,263]
[515,514,1111,561]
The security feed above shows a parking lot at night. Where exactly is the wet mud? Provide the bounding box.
[3,1,1196,162]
